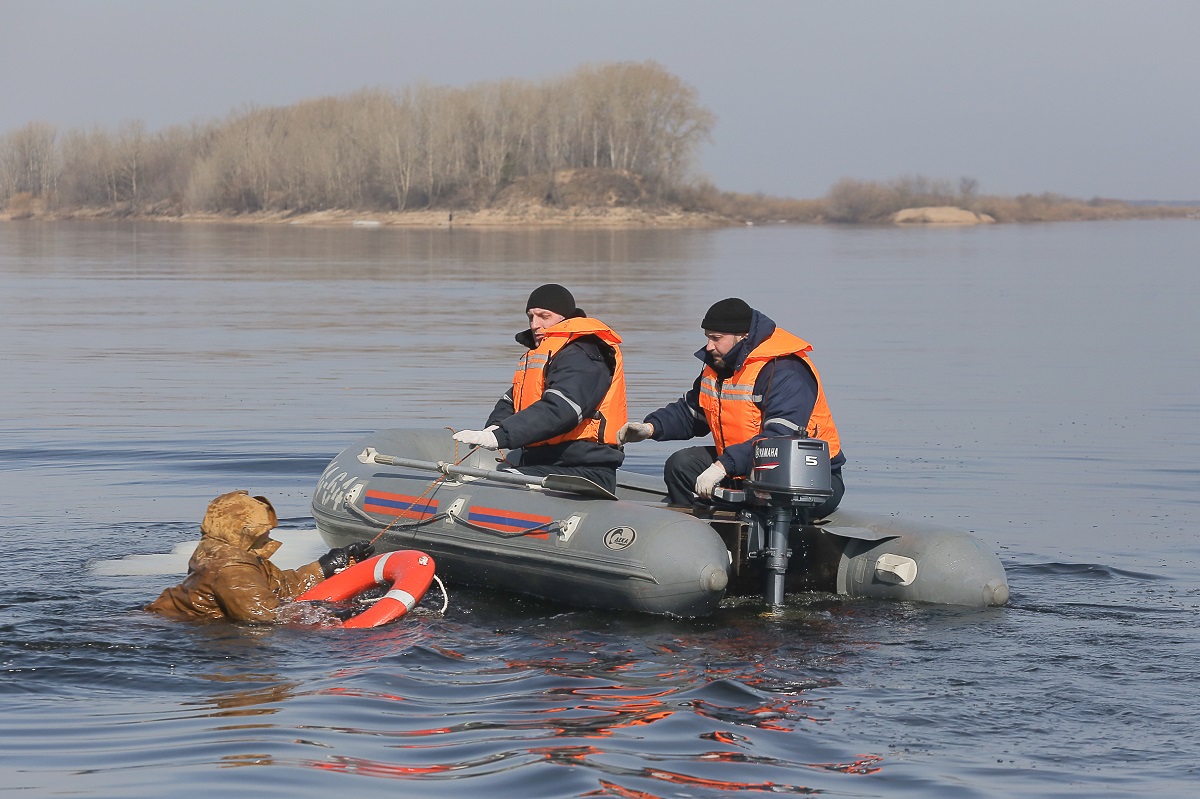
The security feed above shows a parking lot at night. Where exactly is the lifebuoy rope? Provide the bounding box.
[430,574,449,613]
[349,571,450,615]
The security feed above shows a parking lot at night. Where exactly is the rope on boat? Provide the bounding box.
[359,428,478,546]
[446,514,565,539]
[357,428,558,541]
[348,503,449,531]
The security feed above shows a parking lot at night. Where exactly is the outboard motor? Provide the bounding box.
[717,435,832,607]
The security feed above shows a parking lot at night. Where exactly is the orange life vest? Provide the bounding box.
[512,317,628,447]
[697,328,841,458]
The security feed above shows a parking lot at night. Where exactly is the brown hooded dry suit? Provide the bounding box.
[146,491,331,623]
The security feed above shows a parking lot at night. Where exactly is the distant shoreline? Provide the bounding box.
[3,202,1196,229]
[0,204,738,230]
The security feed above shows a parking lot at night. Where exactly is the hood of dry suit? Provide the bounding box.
[199,490,282,559]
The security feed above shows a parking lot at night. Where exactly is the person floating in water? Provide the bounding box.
[145,490,373,623]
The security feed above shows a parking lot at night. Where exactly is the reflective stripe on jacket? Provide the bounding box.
[512,317,627,447]
[697,328,841,457]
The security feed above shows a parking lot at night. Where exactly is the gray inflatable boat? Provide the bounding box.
[312,428,1009,617]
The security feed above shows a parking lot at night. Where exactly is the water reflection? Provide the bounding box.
[306,745,880,793]
[185,673,298,719]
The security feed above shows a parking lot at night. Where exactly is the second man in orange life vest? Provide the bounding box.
[453,284,627,493]
[618,297,845,517]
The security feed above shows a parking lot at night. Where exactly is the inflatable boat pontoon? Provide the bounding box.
[311,428,1009,617]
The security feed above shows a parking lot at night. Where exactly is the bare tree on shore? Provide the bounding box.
[0,61,714,216]
[0,122,58,201]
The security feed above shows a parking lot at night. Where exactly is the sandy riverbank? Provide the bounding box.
[7,200,1192,228]
[0,204,739,230]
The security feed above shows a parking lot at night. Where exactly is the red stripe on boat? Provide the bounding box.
[467,505,553,538]
[364,490,438,520]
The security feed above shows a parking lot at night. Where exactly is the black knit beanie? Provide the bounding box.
[526,284,580,318]
[701,297,753,334]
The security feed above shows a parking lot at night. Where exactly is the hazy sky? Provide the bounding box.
[4,0,1198,201]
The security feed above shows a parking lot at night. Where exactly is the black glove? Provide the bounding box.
[319,540,376,578]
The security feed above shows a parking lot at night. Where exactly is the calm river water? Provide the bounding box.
[1,219,1197,797]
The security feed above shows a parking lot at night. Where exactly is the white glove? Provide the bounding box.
[694,461,727,499]
[453,425,499,450]
[617,421,654,445]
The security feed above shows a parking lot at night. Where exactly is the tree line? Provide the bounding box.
[0,61,715,216]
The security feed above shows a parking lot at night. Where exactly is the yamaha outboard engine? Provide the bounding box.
[719,435,832,607]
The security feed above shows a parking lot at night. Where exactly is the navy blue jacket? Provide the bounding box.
[644,310,846,478]
[486,328,624,470]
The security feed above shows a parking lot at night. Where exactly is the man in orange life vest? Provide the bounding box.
[618,298,845,517]
[453,284,627,493]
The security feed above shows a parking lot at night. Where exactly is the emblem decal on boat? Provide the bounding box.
[603,527,636,550]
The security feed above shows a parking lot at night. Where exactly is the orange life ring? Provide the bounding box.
[297,550,436,628]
